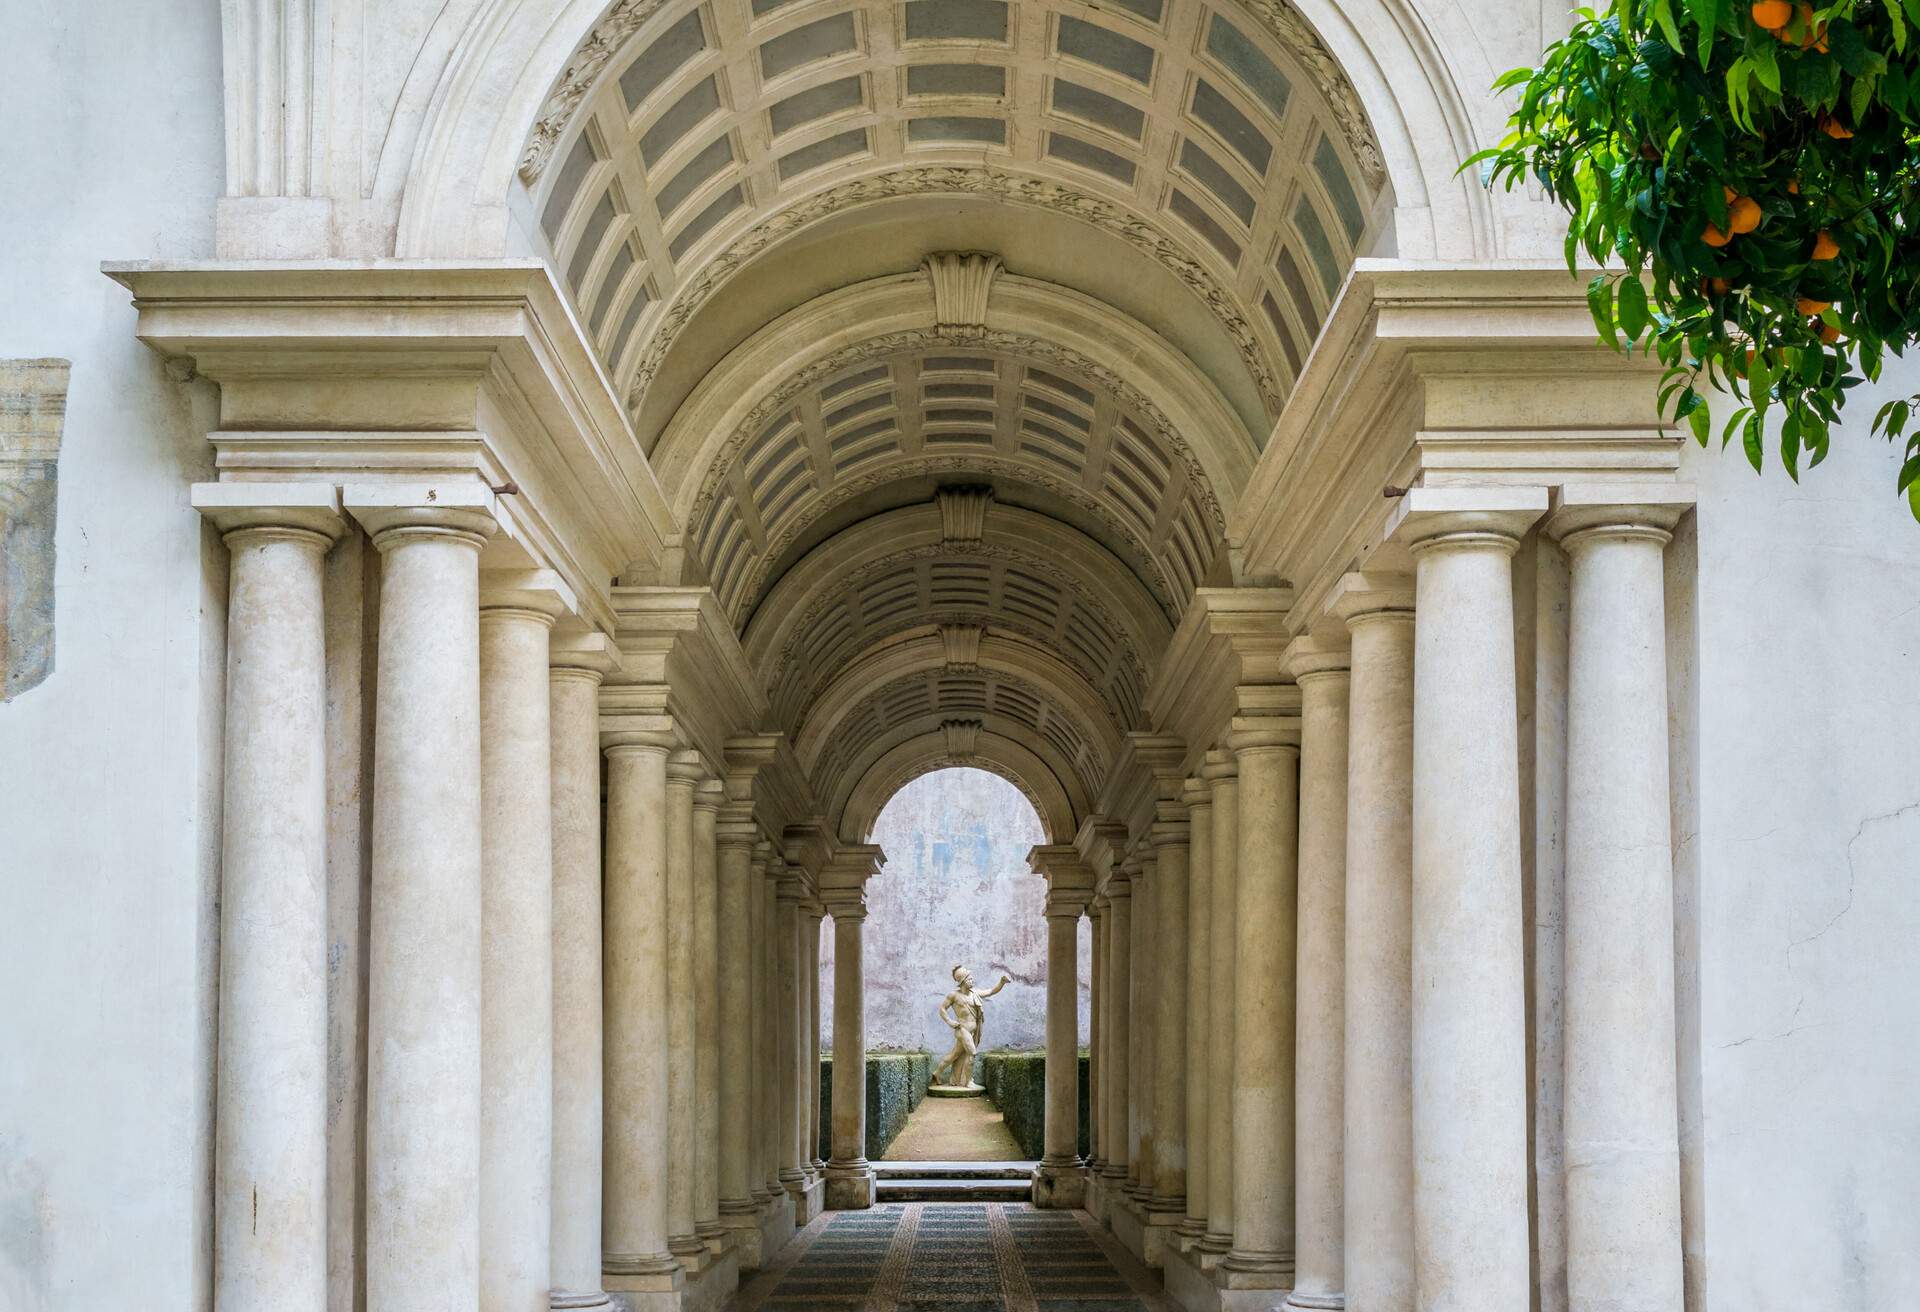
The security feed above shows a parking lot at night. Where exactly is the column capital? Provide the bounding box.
[192,481,344,544]
[1073,815,1131,874]
[1386,485,1548,557]
[1284,635,1351,685]
[1029,844,1094,917]
[550,631,621,686]
[480,567,574,622]
[1229,712,1302,756]
[1181,775,1211,810]
[819,844,883,919]
[599,682,675,753]
[344,480,500,548]
[1326,570,1415,631]
[691,776,726,813]
[666,748,706,788]
[1201,747,1238,783]
[715,799,759,846]
[1545,481,1695,548]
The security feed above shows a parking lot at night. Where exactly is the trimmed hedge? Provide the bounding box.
[977,1049,1091,1161]
[818,1051,932,1161]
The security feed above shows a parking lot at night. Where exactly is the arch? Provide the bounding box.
[838,729,1081,844]
[391,0,1495,268]
[794,629,1127,776]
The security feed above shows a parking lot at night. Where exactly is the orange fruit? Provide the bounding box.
[1787,178,1801,195]
[1728,196,1763,233]
[1703,222,1734,247]
[1795,296,1832,314]
[1823,117,1854,139]
[1708,277,1733,295]
[1751,0,1793,27]
[1812,230,1840,259]
[1817,322,1843,343]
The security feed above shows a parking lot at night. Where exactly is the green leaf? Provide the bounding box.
[1652,0,1686,51]
[1689,401,1713,444]
[1688,0,1722,68]
[1618,275,1651,340]
[1742,411,1765,471]
[1588,275,1620,346]
[1750,39,1781,95]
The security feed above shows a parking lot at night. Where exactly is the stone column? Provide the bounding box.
[746,845,771,1205]
[777,873,808,1195]
[806,902,826,1174]
[1224,716,1301,1286]
[823,878,878,1208]
[664,751,705,1263]
[1284,639,1352,1312]
[601,726,679,1292]
[1331,574,1416,1312]
[1550,490,1692,1312]
[479,576,565,1312]
[1100,872,1133,1184]
[549,635,619,1311]
[1126,854,1155,1200]
[195,485,341,1312]
[716,804,758,1219]
[752,856,775,1206]
[1088,898,1106,1172]
[1032,848,1092,1207]
[691,780,726,1249]
[1180,776,1213,1239]
[1400,490,1544,1312]
[1201,750,1240,1255]
[1150,804,1190,1216]
[348,486,496,1306]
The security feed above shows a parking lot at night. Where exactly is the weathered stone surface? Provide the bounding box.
[0,359,67,702]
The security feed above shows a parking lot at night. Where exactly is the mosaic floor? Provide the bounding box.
[731,1202,1174,1312]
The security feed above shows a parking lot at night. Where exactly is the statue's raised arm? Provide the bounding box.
[978,972,1012,999]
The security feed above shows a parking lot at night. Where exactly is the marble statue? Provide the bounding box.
[932,964,1010,1090]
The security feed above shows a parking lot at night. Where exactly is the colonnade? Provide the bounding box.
[1071,489,1694,1312]
[195,482,849,1312]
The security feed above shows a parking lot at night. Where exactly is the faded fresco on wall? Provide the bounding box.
[0,359,67,703]
[822,767,1090,1052]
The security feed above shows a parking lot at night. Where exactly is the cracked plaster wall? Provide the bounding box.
[822,767,1090,1055]
[1680,391,1920,1311]
[0,2,226,1308]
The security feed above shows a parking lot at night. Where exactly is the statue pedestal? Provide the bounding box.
[927,1083,986,1099]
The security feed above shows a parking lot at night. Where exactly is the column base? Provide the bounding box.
[1108,1187,1183,1269]
[668,1234,711,1274]
[785,1170,826,1225]
[1031,1160,1088,1209]
[1281,1293,1344,1311]
[718,1193,795,1271]
[678,1247,740,1312]
[551,1291,615,1310]
[824,1160,877,1210]
[1160,1236,1223,1312]
[601,1262,684,1312]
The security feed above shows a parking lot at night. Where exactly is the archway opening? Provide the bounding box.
[821,766,1089,1165]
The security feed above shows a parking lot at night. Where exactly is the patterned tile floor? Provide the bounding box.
[731,1202,1174,1312]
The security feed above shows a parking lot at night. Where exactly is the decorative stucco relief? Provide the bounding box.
[1,359,69,702]
[517,0,674,185]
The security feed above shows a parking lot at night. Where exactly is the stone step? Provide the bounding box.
[874,1176,1033,1202]
[874,1160,1036,1180]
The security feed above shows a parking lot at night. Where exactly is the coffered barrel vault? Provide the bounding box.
[521,0,1393,438]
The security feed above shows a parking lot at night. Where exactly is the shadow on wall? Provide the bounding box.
[821,768,1089,1054]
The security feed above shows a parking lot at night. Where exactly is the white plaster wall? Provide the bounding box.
[0,2,227,1308]
[823,767,1090,1054]
[1681,375,1920,1311]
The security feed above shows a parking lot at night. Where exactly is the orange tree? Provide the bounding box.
[1471,0,1920,516]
